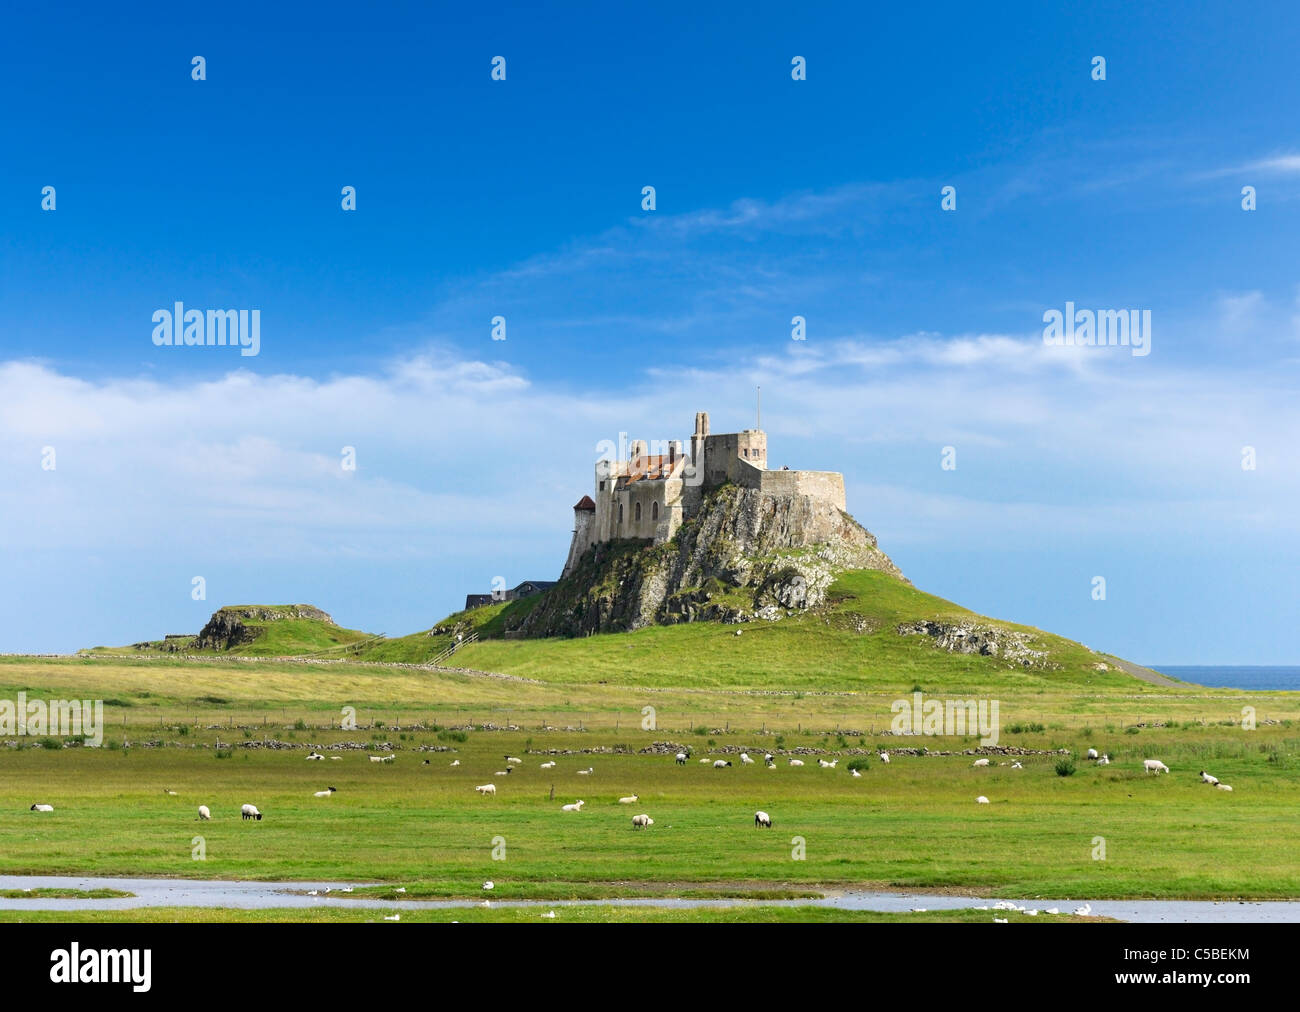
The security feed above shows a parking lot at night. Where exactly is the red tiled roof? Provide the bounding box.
[573,495,596,511]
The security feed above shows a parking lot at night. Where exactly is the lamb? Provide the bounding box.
[631,814,654,829]
[740,753,754,764]
[754,810,772,828]
[313,787,337,798]
[561,800,585,812]
[369,756,384,763]
[450,760,461,767]
[241,804,262,821]
[617,795,639,804]
[306,752,325,761]
[788,759,804,767]
[197,805,211,821]
[1086,748,1099,760]
[851,768,861,777]
[577,767,594,775]
[475,784,497,796]
[504,756,522,764]
[1096,755,1110,766]
[1010,761,1023,769]
[1216,783,1233,791]
[329,756,342,760]
[540,761,556,769]
[713,759,732,768]
[30,804,54,812]
[493,769,513,776]
[878,752,890,764]
[698,758,711,764]
[1143,759,1169,774]
[972,758,990,767]
[674,753,687,764]
[1199,770,1220,785]
[818,759,838,768]
[763,753,773,763]
[975,796,990,804]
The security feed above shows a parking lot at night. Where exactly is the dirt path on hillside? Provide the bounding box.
[1100,655,1183,688]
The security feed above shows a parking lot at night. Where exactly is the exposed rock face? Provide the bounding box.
[513,484,903,638]
[194,605,334,650]
[896,620,1049,668]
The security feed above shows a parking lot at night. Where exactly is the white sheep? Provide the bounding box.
[631,814,654,829]
[577,767,594,775]
[972,758,990,767]
[504,756,522,764]
[1143,759,1169,774]
[1086,748,1099,759]
[764,753,773,763]
[851,768,861,778]
[1010,761,1023,769]
[618,795,639,804]
[713,759,732,768]
[788,759,804,767]
[241,803,262,821]
[754,810,772,828]
[674,753,687,764]
[449,760,461,767]
[1216,783,1233,792]
[197,805,211,821]
[1097,755,1110,766]
[30,804,54,812]
[878,752,890,764]
[740,752,754,764]
[329,755,342,760]
[818,759,838,768]
[475,784,496,796]
[561,800,585,812]
[306,752,324,761]
[369,755,384,763]
[540,761,556,769]
[313,787,337,798]
[975,796,990,804]
[1199,769,1219,785]
[698,758,711,764]
[493,770,513,777]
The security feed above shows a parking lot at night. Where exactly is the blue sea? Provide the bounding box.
[1151,666,1300,691]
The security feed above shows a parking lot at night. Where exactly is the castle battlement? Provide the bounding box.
[561,410,846,577]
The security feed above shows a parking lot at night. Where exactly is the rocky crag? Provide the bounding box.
[500,484,903,638]
[193,605,336,651]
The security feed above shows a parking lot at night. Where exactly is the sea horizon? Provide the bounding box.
[1149,666,1300,691]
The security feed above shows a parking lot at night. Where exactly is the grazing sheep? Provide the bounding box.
[1086,748,1099,760]
[30,804,54,812]
[197,805,211,821]
[1216,783,1234,791]
[449,760,460,767]
[754,810,772,828]
[818,759,838,768]
[740,752,754,764]
[540,761,556,769]
[878,752,890,764]
[617,795,639,804]
[972,758,990,767]
[493,769,513,777]
[764,753,774,763]
[306,752,324,761]
[1200,770,1220,785]
[674,753,687,765]
[975,796,990,804]
[504,756,522,764]
[577,767,594,775]
[369,756,384,763]
[561,800,585,812]
[313,787,337,798]
[241,804,262,821]
[1143,759,1170,774]
[788,759,804,767]
[475,784,497,796]
[713,759,732,768]
[631,814,654,829]
[163,789,177,795]
[422,759,431,766]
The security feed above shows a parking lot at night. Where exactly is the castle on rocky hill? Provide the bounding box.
[561,410,846,577]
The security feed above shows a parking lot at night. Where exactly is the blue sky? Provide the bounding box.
[1,1,1298,661]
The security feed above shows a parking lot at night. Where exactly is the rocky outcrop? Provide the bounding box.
[896,620,1049,668]
[193,605,334,651]
[509,484,903,638]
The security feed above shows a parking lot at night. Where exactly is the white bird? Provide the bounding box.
[1073,903,1092,916]
[313,787,337,798]
[541,910,556,918]
[1044,907,1059,915]
[976,796,990,804]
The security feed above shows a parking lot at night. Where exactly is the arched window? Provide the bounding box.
[618,503,624,525]
[652,501,659,521]
[634,502,642,522]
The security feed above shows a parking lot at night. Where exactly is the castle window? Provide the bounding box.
[652,501,659,521]
[634,502,642,522]
[618,503,623,525]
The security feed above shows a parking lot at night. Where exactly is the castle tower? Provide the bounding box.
[562,495,598,577]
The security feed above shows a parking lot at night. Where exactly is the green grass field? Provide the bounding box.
[3,567,1297,920]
